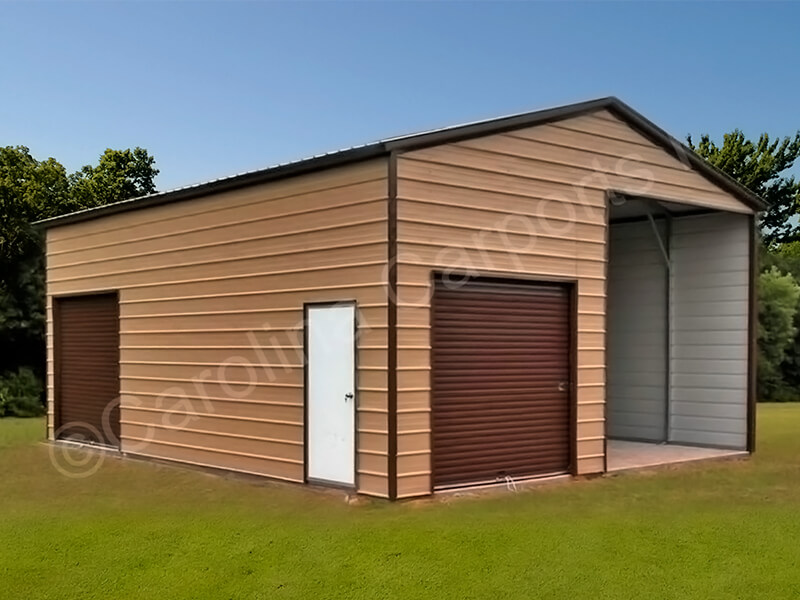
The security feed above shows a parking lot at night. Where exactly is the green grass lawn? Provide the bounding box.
[2,405,800,599]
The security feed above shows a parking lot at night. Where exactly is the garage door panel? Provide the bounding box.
[435,453,569,480]
[432,347,569,356]
[434,395,571,408]
[433,439,570,459]
[434,406,570,422]
[436,454,569,471]
[433,314,569,325]
[55,294,121,447]
[432,279,571,488]
[433,374,567,386]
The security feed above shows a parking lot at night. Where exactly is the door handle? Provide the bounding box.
[344,393,354,401]
[558,382,569,392]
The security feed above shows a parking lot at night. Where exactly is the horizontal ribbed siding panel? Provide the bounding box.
[395,138,607,495]
[421,144,732,209]
[48,161,387,246]
[48,237,388,285]
[47,191,386,269]
[670,214,749,449]
[398,197,607,244]
[46,159,390,497]
[607,221,667,442]
[48,263,387,299]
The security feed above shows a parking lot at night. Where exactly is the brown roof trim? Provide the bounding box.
[385,96,765,212]
[384,96,616,151]
[36,97,765,228]
[35,143,387,228]
[600,100,767,212]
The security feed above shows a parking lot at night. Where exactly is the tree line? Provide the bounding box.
[0,128,799,416]
[689,131,800,400]
[0,147,157,416]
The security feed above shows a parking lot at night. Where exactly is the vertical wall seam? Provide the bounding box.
[747,214,757,452]
[664,214,672,443]
[47,238,54,441]
[570,282,579,476]
[601,193,610,474]
[53,296,61,439]
[387,152,399,500]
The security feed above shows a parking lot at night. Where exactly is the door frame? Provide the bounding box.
[52,290,121,450]
[428,272,578,491]
[302,300,359,489]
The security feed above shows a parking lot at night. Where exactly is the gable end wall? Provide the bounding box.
[394,109,753,497]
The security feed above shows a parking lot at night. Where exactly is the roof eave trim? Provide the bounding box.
[36,95,766,229]
[34,143,388,228]
[386,96,766,213]
[384,96,617,153]
[602,100,767,212]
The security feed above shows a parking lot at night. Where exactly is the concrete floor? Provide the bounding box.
[607,439,746,472]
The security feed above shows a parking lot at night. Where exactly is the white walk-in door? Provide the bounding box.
[307,304,356,486]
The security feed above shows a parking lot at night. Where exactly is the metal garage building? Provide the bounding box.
[39,97,763,499]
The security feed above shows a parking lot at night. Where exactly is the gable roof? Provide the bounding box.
[36,97,766,228]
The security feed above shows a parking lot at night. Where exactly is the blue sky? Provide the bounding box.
[2,1,798,191]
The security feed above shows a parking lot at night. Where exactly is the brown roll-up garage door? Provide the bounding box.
[432,278,572,489]
[55,293,120,447]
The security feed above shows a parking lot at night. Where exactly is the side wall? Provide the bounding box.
[670,213,749,449]
[394,109,753,497]
[46,160,391,497]
[607,220,667,442]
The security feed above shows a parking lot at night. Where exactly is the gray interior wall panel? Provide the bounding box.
[669,213,749,449]
[607,221,668,442]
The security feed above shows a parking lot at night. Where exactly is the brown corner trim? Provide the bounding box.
[747,215,758,452]
[601,194,610,474]
[52,297,62,439]
[387,152,399,500]
[428,271,437,494]
[569,281,579,477]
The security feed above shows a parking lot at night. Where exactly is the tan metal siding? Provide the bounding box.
[395,186,604,492]
[46,160,390,498]
[394,110,752,497]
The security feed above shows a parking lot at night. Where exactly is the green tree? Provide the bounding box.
[757,267,800,400]
[762,243,800,398]
[69,147,158,209]
[0,147,70,274]
[688,131,800,245]
[0,147,71,376]
[0,145,158,415]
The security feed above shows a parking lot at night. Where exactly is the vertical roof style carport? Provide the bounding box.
[37,97,766,500]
